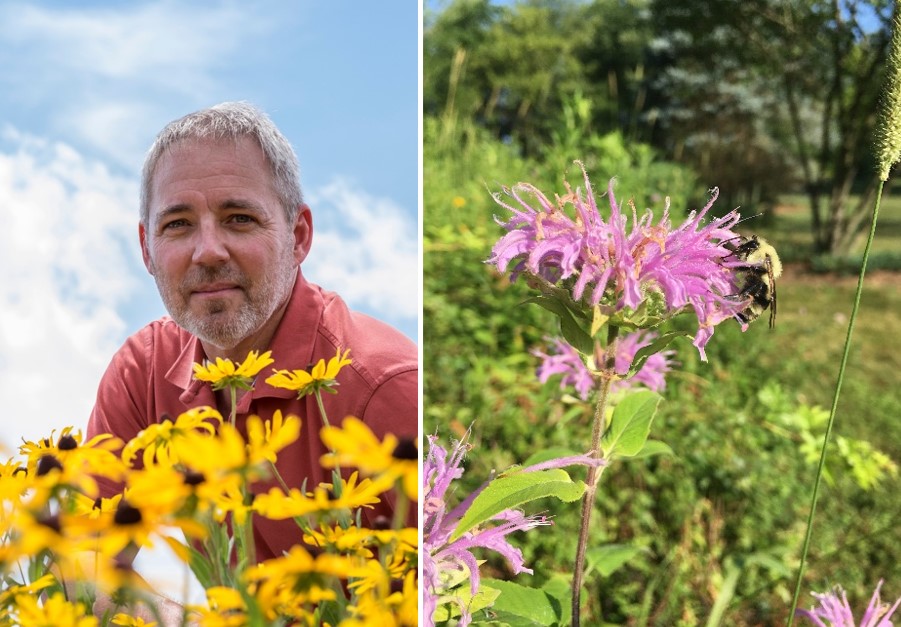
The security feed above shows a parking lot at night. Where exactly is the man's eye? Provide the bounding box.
[162,219,189,230]
[229,214,256,224]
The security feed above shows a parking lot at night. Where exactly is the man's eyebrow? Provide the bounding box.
[220,198,263,211]
[154,204,191,224]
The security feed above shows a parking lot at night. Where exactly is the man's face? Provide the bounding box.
[140,137,310,351]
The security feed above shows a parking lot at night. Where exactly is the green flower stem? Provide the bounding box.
[571,325,619,627]
[314,389,331,429]
[312,389,352,532]
[786,180,884,625]
[391,483,410,530]
[268,459,293,495]
[238,507,257,568]
[229,385,238,427]
[313,389,344,497]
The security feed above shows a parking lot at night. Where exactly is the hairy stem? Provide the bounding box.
[571,325,618,626]
[786,180,883,625]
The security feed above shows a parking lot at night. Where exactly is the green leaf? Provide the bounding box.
[626,331,688,377]
[480,578,563,626]
[185,543,217,590]
[451,469,587,542]
[523,295,594,355]
[602,390,662,459]
[585,543,644,579]
[629,439,674,459]
[433,583,501,623]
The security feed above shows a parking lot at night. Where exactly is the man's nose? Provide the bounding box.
[192,222,229,265]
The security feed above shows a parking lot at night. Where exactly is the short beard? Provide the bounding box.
[152,250,298,350]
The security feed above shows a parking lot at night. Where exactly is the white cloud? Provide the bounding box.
[0,1,263,91]
[0,129,140,448]
[0,1,273,168]
[303,179,419,323]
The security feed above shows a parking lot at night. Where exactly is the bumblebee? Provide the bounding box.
[723,235,783,328]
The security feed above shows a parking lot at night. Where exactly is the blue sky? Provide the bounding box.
[0,0,419,593]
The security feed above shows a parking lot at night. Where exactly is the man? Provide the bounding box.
[86,101,418,621]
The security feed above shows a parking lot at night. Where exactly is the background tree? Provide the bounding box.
[427,0,897,256]
[649,0,894,254]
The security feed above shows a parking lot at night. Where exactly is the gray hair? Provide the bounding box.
[140,101,303,226]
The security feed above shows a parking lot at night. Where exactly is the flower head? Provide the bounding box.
[320,416,418,501]
[796,580,901,627]
[266,347,352,398]
[192,350,274,391]
[533,330,675,401]
[876,4,901,181]
[489,164,746,359]
[422,432,602,626]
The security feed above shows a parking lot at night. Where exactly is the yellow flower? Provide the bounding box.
[452,195,466,208]
[302,523,416,558]
[18,428,126,497]
[0,574,56,608]
[266,347,352,397]
[246,410,302,465]
[188,587,247,627]
[193,350,274,391]
[13,592,97,627]
[320,417,418,500]
[252,472,385,521]
[111,614,156,627]
[122,407,222,468]
[244,545,367,620]
[340,567,418,627]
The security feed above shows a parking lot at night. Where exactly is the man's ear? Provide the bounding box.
[139,222,154,275]
[293,203,314,265]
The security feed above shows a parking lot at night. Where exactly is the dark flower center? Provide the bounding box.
[392,438,417,461]
[114,500,143,526]
[58,434,78,450]
[182,470,205,486]
[36,454,63,476]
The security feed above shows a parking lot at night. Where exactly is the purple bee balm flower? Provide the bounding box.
[532,331,675,401]
[795,580,901,627]
[423,432,600,626]
[489,163,747,360]
[532,337,596,401]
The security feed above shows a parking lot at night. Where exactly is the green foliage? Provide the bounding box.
[602,391,662,459]
[452,468,588,542]
[424,104,901,623]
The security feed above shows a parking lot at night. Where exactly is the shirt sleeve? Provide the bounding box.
[358,367,419,528]
[87,332,151,497]
[360,368,418,442]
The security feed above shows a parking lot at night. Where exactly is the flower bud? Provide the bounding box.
[876,1,901,181]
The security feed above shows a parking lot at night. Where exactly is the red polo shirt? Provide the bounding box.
[87,270,418,561]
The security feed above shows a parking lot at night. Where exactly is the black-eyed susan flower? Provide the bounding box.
[342,569,418,626]
[266,347,352,398]
[122,407,221,469]
[18,428,126,498]
[302,523,417,558]
[320,417,418,501]
[188,586,247,627]
[192,350,274,391]
[245,410,301,466]
[12,591,97,627]
[244,545,367,621]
